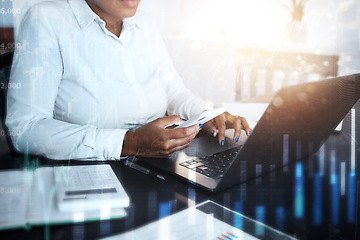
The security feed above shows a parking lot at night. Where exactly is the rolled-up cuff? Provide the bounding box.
[94,128,127,160]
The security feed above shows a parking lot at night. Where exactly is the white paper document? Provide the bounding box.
[103,200,296,240]
[0,165,128,230]
[104,207,257,240]
[55,165,130,212]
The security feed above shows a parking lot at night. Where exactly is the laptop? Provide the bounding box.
[138,73,360,192]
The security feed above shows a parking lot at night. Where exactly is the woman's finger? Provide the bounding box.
[214,114,226,146]
[240,117,252,136]
[166,124,200,139]
[232,115,242,142]
[203,119,217,137]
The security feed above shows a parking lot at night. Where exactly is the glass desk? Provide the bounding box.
[0,101,359,240]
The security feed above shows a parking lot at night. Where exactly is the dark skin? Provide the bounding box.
[86,0,140,37]
[204,112,251,145]
[85,0,252,158]
[121,115,200,158]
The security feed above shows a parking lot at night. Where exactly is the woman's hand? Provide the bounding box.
[203,112,252,146]
[121,115,200,158]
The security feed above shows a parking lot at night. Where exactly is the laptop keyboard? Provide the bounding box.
[179,147,239,179]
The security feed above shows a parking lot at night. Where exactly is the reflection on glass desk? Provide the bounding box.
[0,101,359,239]
[104,200,296,239]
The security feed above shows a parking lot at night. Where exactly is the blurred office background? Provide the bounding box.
[1,0,360,106]
[140,0,360,106]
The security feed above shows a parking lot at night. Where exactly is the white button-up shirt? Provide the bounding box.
[6,0,207,160]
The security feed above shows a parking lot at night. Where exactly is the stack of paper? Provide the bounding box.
[0,164,129,230]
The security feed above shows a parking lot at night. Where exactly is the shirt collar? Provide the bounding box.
[68,0,96,30]
[123,13,144,31]
[68,0,144,31]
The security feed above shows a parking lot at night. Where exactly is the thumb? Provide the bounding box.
[157,115,184,128]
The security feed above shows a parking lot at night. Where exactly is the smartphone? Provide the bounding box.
[166,108,225,129]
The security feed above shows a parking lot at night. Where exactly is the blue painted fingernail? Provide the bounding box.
[182,118,187,121]
[221,140,224,146]
[211,130,215,134]
[199,124,203,129]
[249,131,252,134]
[235,137,239,142]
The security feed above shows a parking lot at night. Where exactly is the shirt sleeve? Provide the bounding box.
[154,34,209,119]
[5,5,126,160]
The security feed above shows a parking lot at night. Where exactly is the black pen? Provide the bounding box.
[123,159,166,181]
